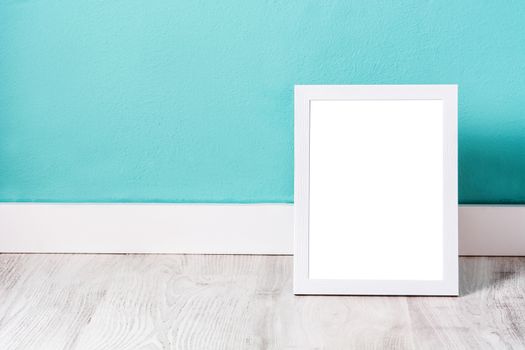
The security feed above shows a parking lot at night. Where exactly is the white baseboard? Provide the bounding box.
[0,204,523,255]
[458,205,525,256]
[0,204,294,254]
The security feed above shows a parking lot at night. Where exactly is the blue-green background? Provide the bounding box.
[1,0,524,203]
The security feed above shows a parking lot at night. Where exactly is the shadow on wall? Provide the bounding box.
[459,120,525,204]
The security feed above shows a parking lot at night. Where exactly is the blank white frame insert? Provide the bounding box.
[294,85,458,296]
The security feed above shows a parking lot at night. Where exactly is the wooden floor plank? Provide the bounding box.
[0,254,114,349]
[407,257,525,349]
[0,254,523,349]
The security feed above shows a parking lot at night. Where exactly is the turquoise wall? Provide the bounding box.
[1,1,524,203]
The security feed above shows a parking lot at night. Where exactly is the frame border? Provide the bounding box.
[294,85,458,296]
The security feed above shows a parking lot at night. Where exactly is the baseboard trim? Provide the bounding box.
[0,204,523,255]
[0,204,294,254]
[458,205,525,256]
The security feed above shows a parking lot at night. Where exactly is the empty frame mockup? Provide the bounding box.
[294,85,458,296]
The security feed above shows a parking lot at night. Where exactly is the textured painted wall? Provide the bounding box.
[1,1,524,203]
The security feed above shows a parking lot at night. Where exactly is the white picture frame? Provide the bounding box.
[294,85,458,296]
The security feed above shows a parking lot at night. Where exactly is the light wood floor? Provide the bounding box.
[0,254,524,349]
